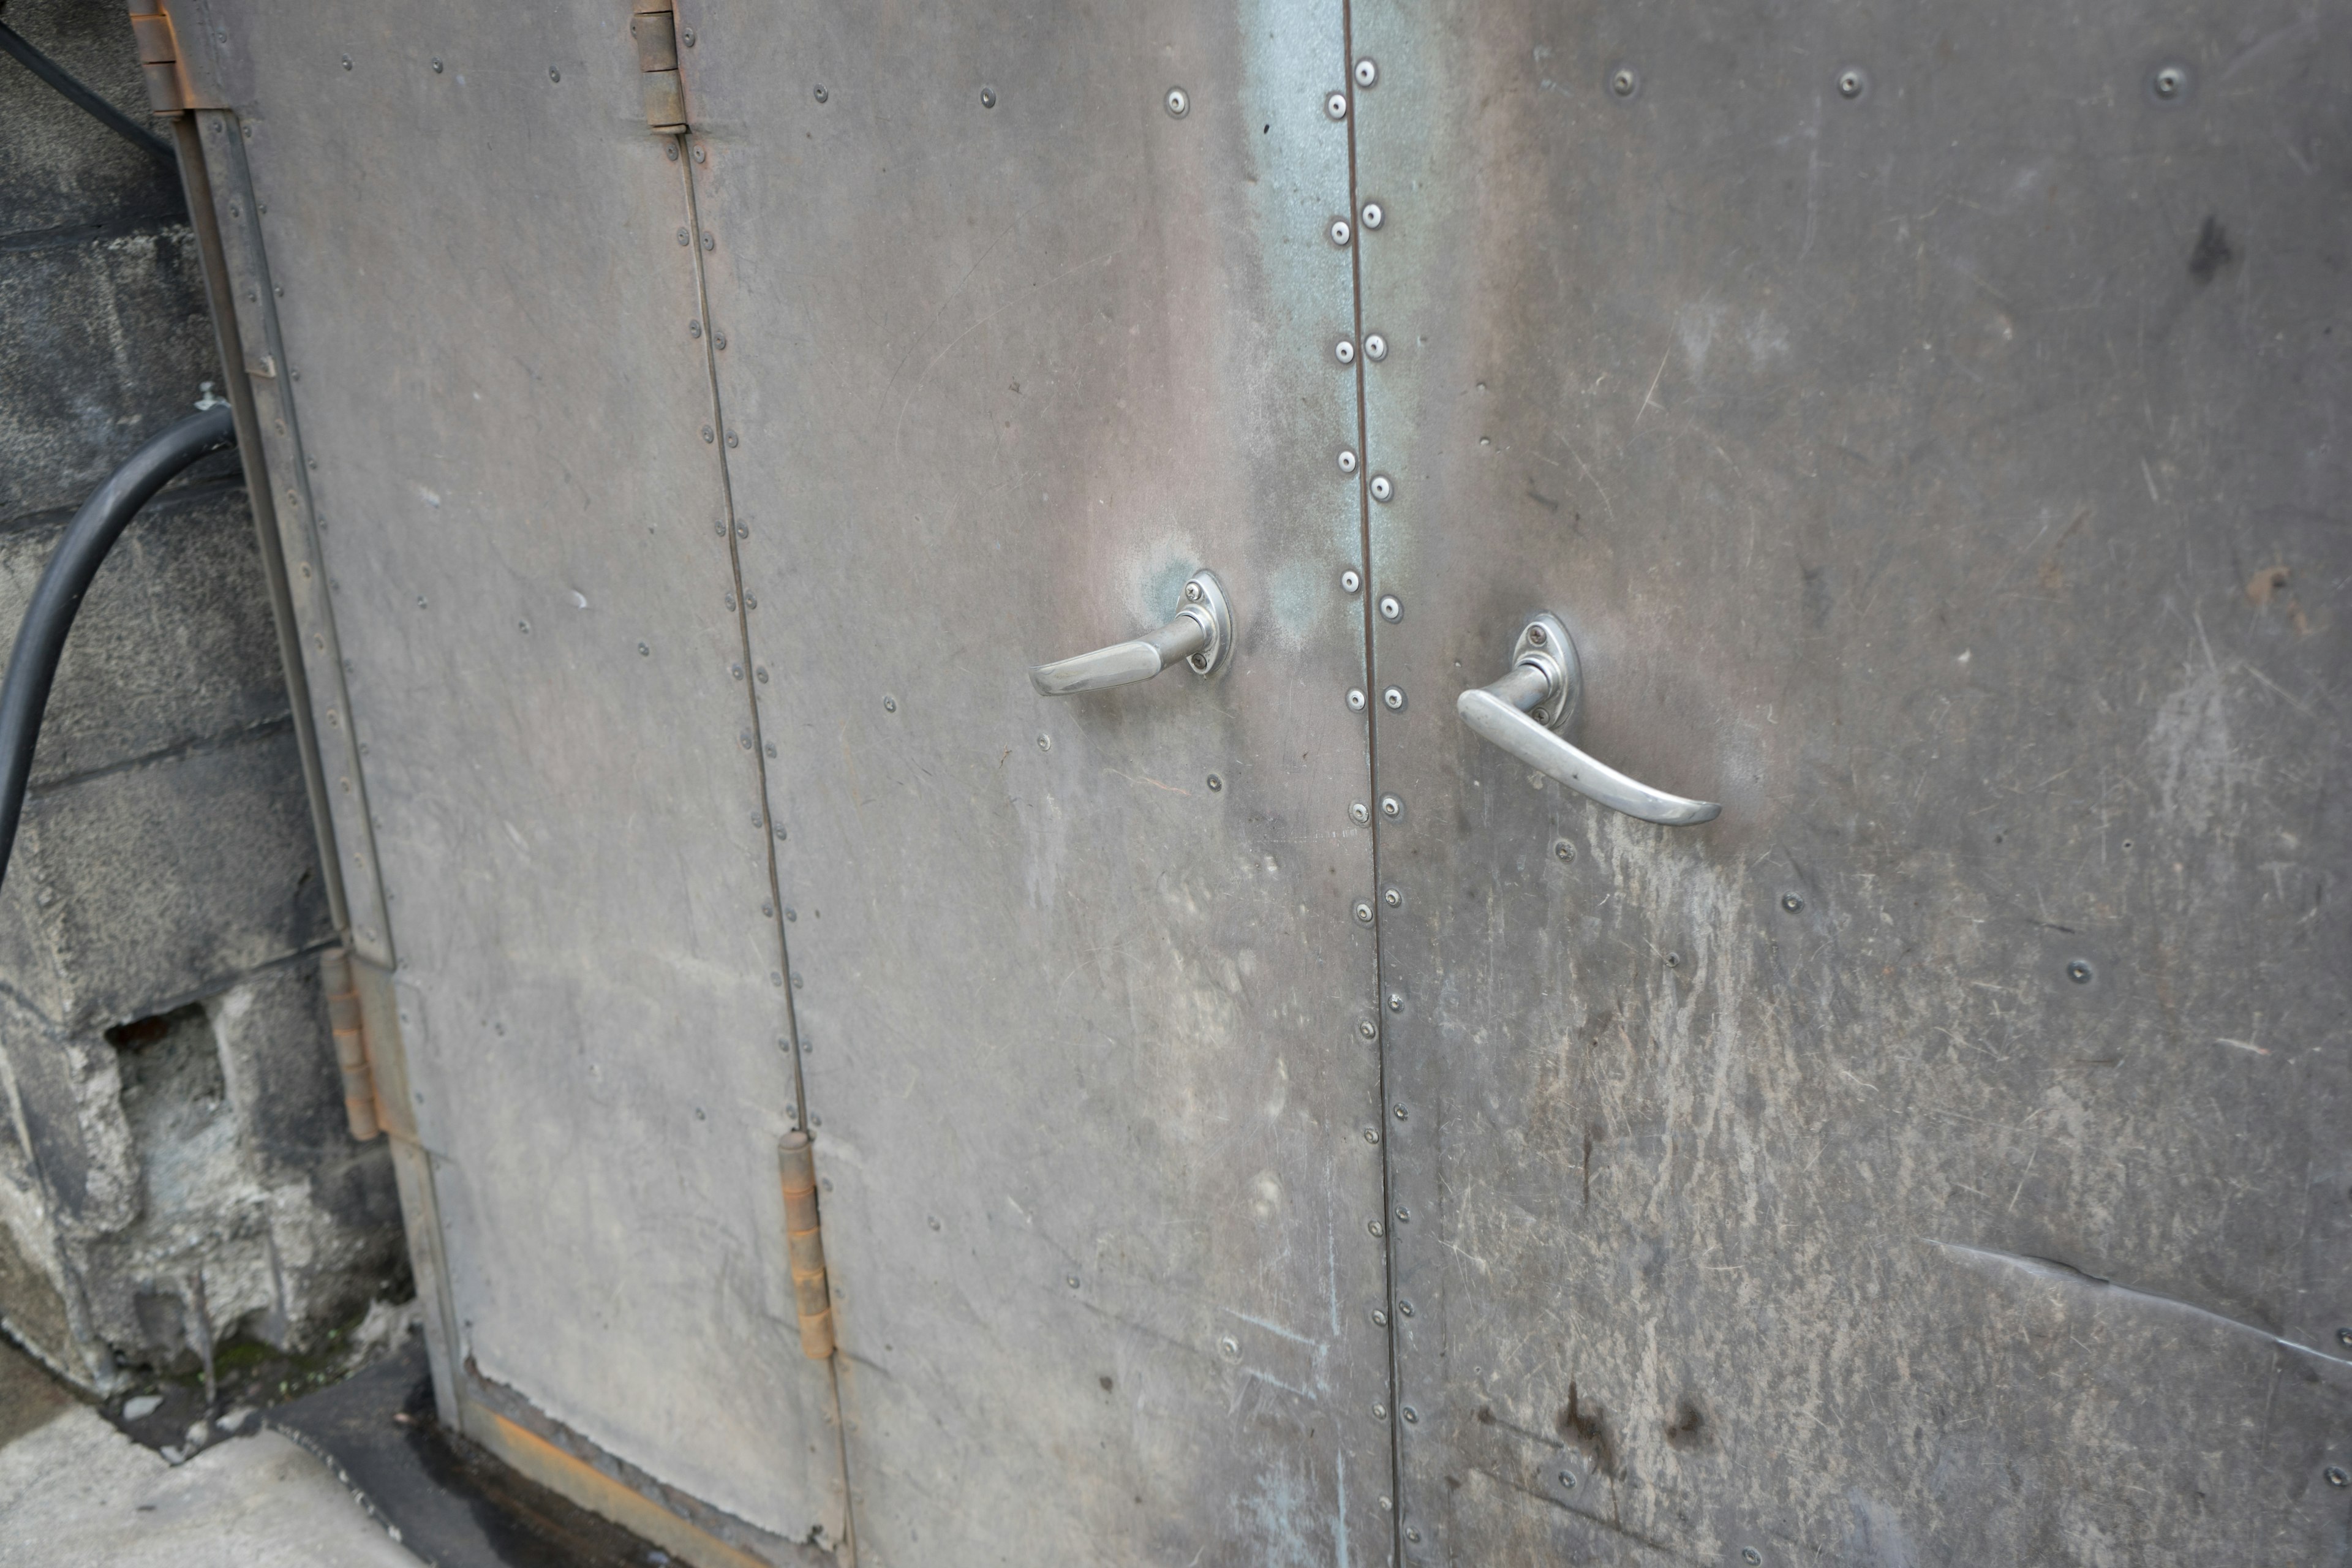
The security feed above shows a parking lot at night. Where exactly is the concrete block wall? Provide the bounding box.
[0,0,404,1393]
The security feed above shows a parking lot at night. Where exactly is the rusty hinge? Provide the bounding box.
[321,947,385,1142]
[124,0,186,116]
[778,1133,834,1359]
[630,0,688,134]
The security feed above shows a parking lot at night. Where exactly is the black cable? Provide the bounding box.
[0,405,236,890]
[0,18,176,166]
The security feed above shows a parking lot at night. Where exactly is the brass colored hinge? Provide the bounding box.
[778,1133,835,1359]
[321,947,385,1142]
[124,0,185,116]
[630,0,688,134]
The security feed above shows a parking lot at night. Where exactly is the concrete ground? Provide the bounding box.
[0,1340,418,1567]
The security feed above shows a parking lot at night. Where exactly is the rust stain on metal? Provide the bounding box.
[320,946,382,1141]
[779,1132,834,1360]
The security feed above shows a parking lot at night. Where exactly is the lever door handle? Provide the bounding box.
[1455,612,1721,826]
[1030,570,1234,696]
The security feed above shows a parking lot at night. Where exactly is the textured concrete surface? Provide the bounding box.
[0,0,403,1393]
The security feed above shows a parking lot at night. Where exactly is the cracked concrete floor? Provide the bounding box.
[0,1341,418,1567]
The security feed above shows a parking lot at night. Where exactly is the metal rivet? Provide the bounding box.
[2329,1466,2351,1488]
[1329,217,1352,246]
[431,59,443,73]
[701,231,715,250]
[677,228,691,246]
[1382,687,1404,711]
[1370,475,1393,502]
[1401,1403,1417,1419]
[341,54,352,70]
[1218,1334,1240,1359]
[1378,1496,1393,1512]
[1837,68,1865,99]
[1363,333,1387,361]
[1354,901,1375,924]
[1395,1209,1411,1227]
[1555,839,1575,862]
[1782,892,1803,912]
[813,85,828,103]
[882,695,897,712]
[1393,1103,1407,1120]
[1374,1402,1388,1418]
[785,907,796,921]
[1335,338,1356,365]
[702,425,715,443]
[1610,66,1637,97]
[1066,1274,1079,1288]
[1558,1470,1577,1491]
[1361,201,1384,229]
[2337,1327,2352,1347]
[1367,1218,1384,1236]
[1743,1551,1763,1566]
[735,521,748,537]
[1338,450,1359,475]
[680,28,695,46]
[1381,795,1402,819]
[1351,802,1370,824]
[1354,58,1377,88]
[1037,733,1052,751]
[726,431,739,448]
[1359,1020,1377,1039]
[692,144,706,162]
[1166,86,1189,118]
[1207,773,1224,792]
[667,143,680,160]
[1665,951,1682,968]
[517,619,529,633]
[1346,688,1367,712]
[549,66,560,82]
[1325,91,1349,119]
[1362,1126,1380,1144]
[980,88,997,108]
[2067,959,2094,984]
[1384,888,1402,910]
[755,666,769,682]
[731,663,745,680]
[690,319,703,337]
[926,1215,940,1231]
[638,643,649,656]
[1407,1529,1422,1545]
[1341,568,1362,594]
[2152,64,2188,101]
[1372,1310,1389,1327]
[1387,993,1403,1012]
[1378,595,1401,622]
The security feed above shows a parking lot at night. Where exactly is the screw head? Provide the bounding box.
[1335,338,1357,365]
[2152,64,2188,101]
[2067,959,2094,984]
[1393,1102,1408,1120]
[692,144,706,162]
[1037,733,1051,751]
[1837,68,1865,99]
[1363,333,1387,361]
[1351,802,1371,824]
[1407,1528,1422,1544]
[1370,475,1394,502]
[1326,91,1349,119]
[1526,624,1547,646]
[1382,687,1405,711]
[341,55,352,70]
[1374,1402,1388,1417]
[1367,1218,1384,1235]
[1066,1273,1079,1288]
[678,228,692,245]
[1348,688,1367,712]
[1744,1551,1763,1566]
[1206,772,1224,792]
[1359,1019,1377,1039]
[1401,1403,1417,1420]
[1363,1126,1380,1144]
[1388,992,1403,1012]
[1341,568,1363,594]
[2337,1327,2352,1347]
[1338,450,1359,475]
[1354,900,1375,924]
[431,59,443,73]
[549,66,562,81]
[882,695,897,712]
[1185,581,1204,602]
[1380,795,1402,819]
[1330,217,1352,246]
[638,642,649,656]
[980,87,997,108]
[1558,1470,1577,1491]
[1355,58,1378,88]
[1372,1310,1389,1327]
[1665,951,1682,968]
[813,85,828,102]
[680,28,695,46]
[1379,1496,1393,1512]
[1383,887,1402,908]
[1611,66,1638,97]
[2329,1466,2351,1488]
[1362,201,1385,230]
[1218,1334,1240,1359]
[1378,595,1402,622]
[1555,839,1575,862]
[1782,892,1804,912]
[1166,86,1189,117]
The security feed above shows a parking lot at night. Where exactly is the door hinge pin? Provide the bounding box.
[630,0,688,133]
[320,946,383,1141]
[779,1131,836,1359]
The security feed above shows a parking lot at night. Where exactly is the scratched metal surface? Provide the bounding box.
[680,1,1392,1561]
[194,2,843,1550]
[1349,1,2352,1562]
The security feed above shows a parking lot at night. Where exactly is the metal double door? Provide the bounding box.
[200,0,2346,1562]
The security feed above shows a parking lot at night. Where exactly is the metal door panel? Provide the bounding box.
[682,2,1390,1561]
[202,2,843,1548]
[1351,1,2350,1561]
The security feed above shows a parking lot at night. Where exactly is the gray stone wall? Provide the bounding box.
[0,0,404,1393]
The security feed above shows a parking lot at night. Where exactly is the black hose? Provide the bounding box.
[0,18,176,166]
[0,405,236,891]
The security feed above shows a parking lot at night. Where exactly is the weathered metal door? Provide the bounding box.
[1347,2,2352,1563]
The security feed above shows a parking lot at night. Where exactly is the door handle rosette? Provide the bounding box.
[1456,612,1721,826]
[1030,569,1234,696]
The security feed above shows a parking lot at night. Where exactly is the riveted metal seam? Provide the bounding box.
[674,135,860,1568]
